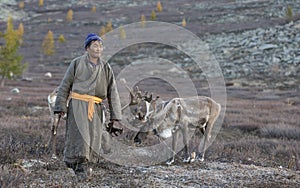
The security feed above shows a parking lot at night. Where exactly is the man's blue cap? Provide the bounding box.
[84,33,103,49]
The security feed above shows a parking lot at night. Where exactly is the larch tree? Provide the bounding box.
[99,26,106,40]
[66,9,73,22]
[156,1,162,12]
[57,34,66,48]
[58,34,66,43]
[141,14,146,28]
[19,1,25,9]
[286,5,293,21]
[106,21,113,32]
[42,30,55,56]
[18,23,24,36]
[18,23,24,45]
[119,25,126,39]
[91,6,96,13]
[39,0,44,6]
[151,10,156,20]
[0,17,27,87]
[182,17,187,27]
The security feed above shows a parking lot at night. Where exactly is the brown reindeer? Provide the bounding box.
[130,89,221,165]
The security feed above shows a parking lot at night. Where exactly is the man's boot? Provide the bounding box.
[65,161,87,180]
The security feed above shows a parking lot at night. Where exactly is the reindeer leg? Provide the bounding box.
[182,123,190,163]
[197,128,206,162]
[198,119,214,162]
[198,102,221,162]
[192,126,202,162]
[134,124,158,145]
[52,132,57,159]
[51,114,61,159]
[166,129,179,165]
[133,132,142,144]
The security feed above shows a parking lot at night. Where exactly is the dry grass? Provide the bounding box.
[0,78,299,187]
[1,86,299,168]
[208,93,300,170]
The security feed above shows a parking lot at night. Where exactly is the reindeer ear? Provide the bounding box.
[172,99,181,108]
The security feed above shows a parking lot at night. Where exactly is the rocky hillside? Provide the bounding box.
[203,20,300,89]
[1,0,300,89]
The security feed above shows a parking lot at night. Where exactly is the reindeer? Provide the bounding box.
[128,88,221,165]
[47,87,62,159]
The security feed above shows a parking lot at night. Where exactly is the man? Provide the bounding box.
[54,33,122,176]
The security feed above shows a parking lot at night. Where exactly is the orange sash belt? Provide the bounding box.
[70,92,102,121]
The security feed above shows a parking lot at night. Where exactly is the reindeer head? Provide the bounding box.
[126,86,159,122]
[133,98,181,144]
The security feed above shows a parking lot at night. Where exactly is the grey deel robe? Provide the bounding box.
[54,53,122,163]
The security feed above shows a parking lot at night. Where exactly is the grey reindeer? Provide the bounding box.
[129,88,221,165]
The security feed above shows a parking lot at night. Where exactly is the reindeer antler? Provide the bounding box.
[122,86,139,111]
[143,92,153,103]
[125,86,139,105]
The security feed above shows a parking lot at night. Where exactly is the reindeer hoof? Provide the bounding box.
[134,137,141,144]
[196,155,204,162]
[190,152,196,163]
[166,158,174,165]
[183,157,190,163]
[51,154,58,160]
[195,152,205,162]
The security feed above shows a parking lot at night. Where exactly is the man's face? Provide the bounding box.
[87,40,103,59]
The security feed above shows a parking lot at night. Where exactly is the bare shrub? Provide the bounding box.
[259,124,300,140]
[206,127,300,168]
[0,165,25,188]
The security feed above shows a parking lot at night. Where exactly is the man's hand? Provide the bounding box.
[54,111,65,116]
[54,111,67,119]
[106,121,123,136]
